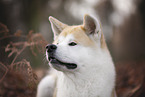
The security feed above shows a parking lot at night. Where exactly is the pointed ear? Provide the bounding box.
[83,14,101,38]
[49,16,68,39]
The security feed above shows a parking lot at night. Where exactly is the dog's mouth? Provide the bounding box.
[49,57,77,69]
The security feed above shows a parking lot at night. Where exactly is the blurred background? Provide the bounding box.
[0,0,145,61]
[0,0,145,97]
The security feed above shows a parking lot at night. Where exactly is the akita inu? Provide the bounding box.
[37,14,116,97]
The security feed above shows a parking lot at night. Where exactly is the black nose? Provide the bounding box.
[46,44,57,52]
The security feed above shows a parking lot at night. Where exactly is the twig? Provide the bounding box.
[0,62,8,83]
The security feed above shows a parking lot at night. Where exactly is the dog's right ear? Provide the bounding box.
[49,16,68,40]
[83,14,101,39]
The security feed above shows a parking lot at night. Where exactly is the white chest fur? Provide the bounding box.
[56,52,115,97]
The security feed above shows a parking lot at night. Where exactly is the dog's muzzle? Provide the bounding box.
[46,44,77,70]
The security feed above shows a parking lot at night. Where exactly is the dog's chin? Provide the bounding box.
[48,57,77,71]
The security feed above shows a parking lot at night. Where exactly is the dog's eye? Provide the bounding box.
[69,42,77,46]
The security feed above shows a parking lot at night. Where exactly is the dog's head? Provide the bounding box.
[46,14,107,72]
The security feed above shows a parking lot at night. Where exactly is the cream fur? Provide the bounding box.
[37,14,116,97]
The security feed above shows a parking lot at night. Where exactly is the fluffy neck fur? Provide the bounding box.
[55,50,115,97]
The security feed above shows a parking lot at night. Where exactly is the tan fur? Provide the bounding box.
[111,89,117,97]
[100,32,108,49]
[53,83,57,97]
[53,25,108,48]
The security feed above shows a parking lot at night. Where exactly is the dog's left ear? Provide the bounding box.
[83,14,101,39]
[49,16,68,40]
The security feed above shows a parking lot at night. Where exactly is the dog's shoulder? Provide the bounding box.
[36,69,57,97]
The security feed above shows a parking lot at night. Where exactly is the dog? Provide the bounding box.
[37,14,116,97]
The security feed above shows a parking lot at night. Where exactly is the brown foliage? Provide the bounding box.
[116,61,145,97]
[0,23,48,97]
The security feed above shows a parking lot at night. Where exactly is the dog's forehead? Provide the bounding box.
[54,26,84,42]
[54,25,94,46]
[60,26,85,36]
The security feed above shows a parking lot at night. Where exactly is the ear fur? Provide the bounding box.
[49,16,68,39]
[83,14,101,39]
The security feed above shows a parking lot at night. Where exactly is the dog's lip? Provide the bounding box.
[49,57,77,69]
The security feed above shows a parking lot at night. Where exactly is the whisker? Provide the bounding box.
[43,53,48,65]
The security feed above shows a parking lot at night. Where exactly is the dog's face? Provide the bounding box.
[46,15,107,72]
